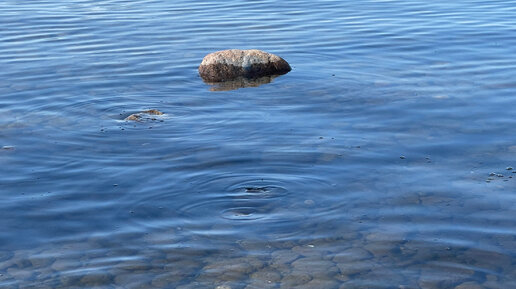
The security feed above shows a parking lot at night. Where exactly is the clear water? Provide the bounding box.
[1,0,515,288]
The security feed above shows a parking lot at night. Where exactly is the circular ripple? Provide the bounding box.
[228,183,289,200]
[178,197,274,222]
[122,168,335,234]
[220,207,267,221]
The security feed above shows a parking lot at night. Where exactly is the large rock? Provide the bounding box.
[199,49,291,82]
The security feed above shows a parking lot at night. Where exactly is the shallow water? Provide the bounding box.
[1,0,516,288]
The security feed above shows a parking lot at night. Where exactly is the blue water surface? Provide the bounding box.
[0,0,515,288]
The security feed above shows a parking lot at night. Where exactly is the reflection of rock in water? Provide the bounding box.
[205,75,278,91]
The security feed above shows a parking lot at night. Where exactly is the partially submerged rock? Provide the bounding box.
[125,114,142,121]
[198,49,291,82]
[124,109,164,121]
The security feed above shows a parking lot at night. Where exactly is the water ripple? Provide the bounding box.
[1,0,516,288]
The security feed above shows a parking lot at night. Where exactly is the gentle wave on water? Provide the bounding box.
[1,0,516,288]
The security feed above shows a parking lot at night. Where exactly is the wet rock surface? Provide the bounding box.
[198,49,291,82]
[485,166,514,183]
[124,109,164,121]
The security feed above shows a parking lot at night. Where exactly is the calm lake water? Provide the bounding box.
[1,0,515,288]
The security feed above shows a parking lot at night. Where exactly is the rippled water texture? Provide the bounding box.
[1,0,516,288]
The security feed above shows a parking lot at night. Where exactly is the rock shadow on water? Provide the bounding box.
[203,75,281,91]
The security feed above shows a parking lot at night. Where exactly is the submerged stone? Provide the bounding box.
[142,109,163,115]
[198,49,291,82]
[250,268,282,283]
[124,109,164,121]
[454,281,485,289]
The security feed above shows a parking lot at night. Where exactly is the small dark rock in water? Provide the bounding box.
[400,156,406,159]
[125,109,164,121]
[1,146,14,150]
[245,187,268,193]
[142,109,163,115]
[506,166,513,170]
[198,49,291,82]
